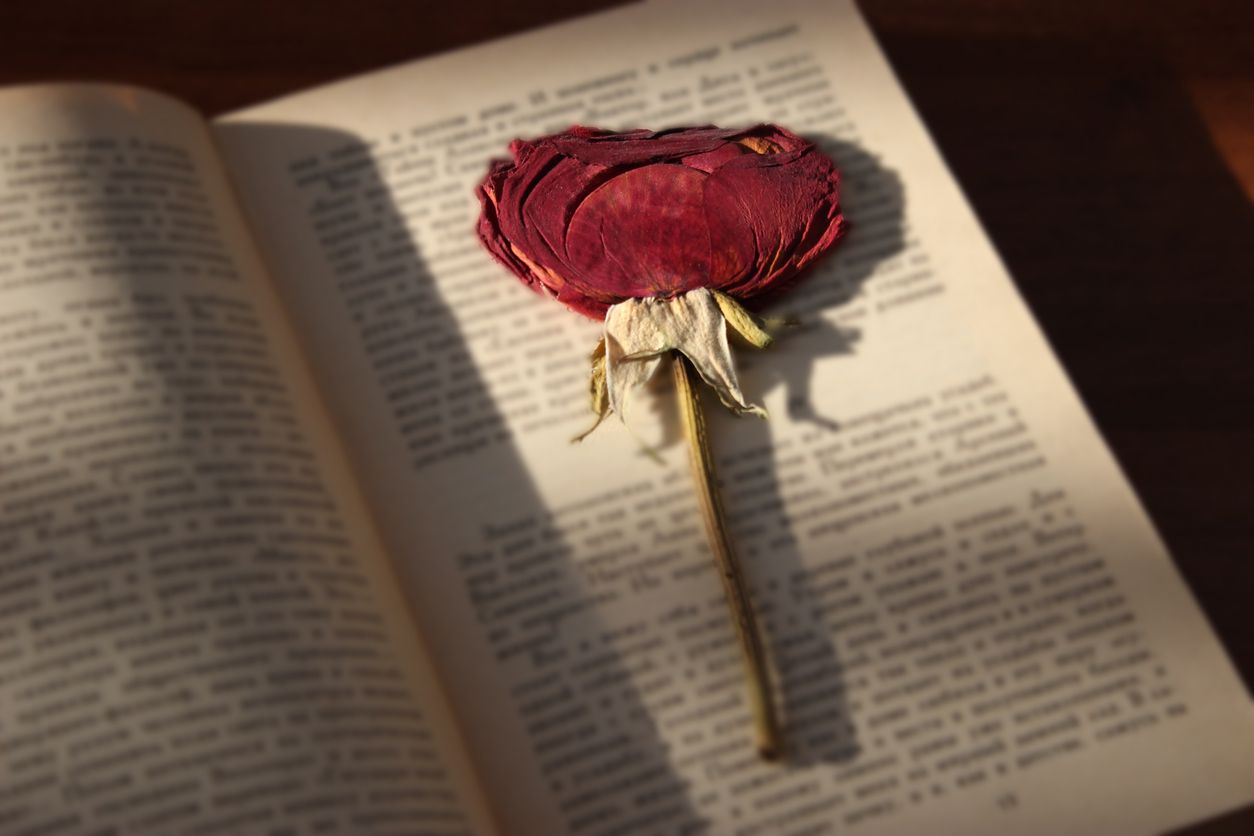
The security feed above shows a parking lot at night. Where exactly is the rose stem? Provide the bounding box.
[671,352,783,761]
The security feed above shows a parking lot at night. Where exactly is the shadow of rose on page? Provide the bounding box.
[217,122,708,833]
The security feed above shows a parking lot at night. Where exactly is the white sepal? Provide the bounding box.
[602,288,767,428]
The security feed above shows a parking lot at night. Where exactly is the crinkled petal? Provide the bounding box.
[474,123,844,320]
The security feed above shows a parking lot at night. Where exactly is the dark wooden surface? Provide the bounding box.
[2,1,1252,831]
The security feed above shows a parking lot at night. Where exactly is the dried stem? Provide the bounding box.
[672,352,783,760]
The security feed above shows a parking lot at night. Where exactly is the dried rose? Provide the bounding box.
[477,124,844,320]
[475,125,847,761]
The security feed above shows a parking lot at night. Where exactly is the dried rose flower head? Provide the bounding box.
[477,123,845,319]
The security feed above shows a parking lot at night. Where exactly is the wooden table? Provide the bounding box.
[3,0,1252,831]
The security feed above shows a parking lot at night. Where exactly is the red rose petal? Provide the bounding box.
[565,164,754,298]
[475,124,844,319]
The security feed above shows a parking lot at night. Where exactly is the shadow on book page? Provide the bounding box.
[222,122,706,830]
[217,119,908,830]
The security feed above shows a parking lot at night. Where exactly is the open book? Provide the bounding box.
[2,1,1252,833]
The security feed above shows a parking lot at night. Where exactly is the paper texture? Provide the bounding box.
[210,1,1254,833]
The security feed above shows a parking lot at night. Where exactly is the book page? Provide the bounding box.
[0,85,491,835]
[215,1,1254,833]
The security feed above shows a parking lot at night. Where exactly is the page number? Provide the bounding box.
[996,791,1020,811]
